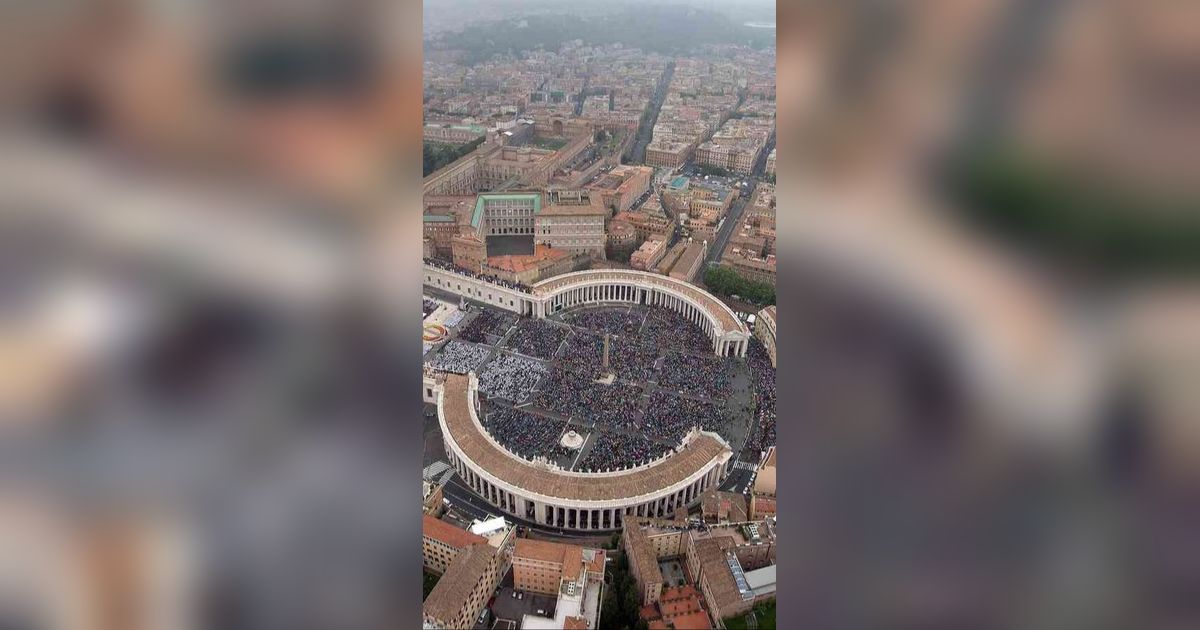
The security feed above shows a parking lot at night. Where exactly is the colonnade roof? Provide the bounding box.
[532,270,748,335]
[758,305,776,332]
[442,374,728,503]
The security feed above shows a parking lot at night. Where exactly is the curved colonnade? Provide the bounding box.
[423,264,752,356]
[438,373,733,531]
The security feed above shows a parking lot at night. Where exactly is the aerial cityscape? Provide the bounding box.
[7,0,1199,627]
[420,1,777,628]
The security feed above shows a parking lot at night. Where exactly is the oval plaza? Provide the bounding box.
[426,265,752,530]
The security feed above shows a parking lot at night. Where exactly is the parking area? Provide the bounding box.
[490,585,558,627]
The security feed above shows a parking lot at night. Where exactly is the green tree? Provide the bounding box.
[704,266,775,305]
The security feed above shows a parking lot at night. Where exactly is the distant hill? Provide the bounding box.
[424,6,774,62]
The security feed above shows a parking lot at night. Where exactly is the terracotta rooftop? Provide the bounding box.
[423,514,487,550]
[564,616,589,629]
[624,521,665,590]
[700,491,748,522]
[562,545,583,579]
[487,244,570,273]
[585,549,607,574]
[534,270,745,335]
[442,374,729,502]
[515,538,575,564]
[694,537,745,613]
[422,543,495,622]
[669,610,713,629]
[751,495,776,516]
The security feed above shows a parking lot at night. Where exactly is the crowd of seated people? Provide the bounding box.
[425,340,490,374]
[478,353,547,403]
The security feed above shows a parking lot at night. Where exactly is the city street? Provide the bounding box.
[442,475,620,542]
[703,180,755,266]
[628,62,675,165]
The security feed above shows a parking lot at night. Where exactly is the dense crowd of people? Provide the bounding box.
[640,307,714,353]
[745,338,777,454]
[424,340,490,374]
[610,336,659,384]
[483,406,571,462]
[478,353,547,403]
[641,390,728,445]
[658,352,734,397]
[424,257,532,293]
[557,331,607,378]
[456,310,513,344]
[422,298,439,318]
[569,308,642,336]
[504,319,569,360]
[577,431,667,472]
[534,367,644,430]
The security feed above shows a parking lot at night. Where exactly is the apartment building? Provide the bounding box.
[422,544,500,629]
[631,237,668,271]
[422,514,487,575]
